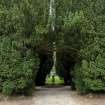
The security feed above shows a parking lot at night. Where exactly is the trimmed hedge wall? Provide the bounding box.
[73,58,105,94]
[0,36,40,95]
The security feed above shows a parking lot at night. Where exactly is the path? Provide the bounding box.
[0,86,105,105]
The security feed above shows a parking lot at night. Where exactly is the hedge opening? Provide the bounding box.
[56,47,79,88]
[35,47,53,86]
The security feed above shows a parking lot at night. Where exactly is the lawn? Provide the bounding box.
[46,75,64,85]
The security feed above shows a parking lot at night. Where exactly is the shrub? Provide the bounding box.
[2,81,15,95]
[0,36,40,95]
[73,57,105,93]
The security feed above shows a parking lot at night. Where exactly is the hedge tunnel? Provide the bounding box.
[35,46,54,86]
[34,44,79,87]
[56,46,79,87]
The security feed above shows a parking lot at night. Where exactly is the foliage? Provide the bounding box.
[0,0,41,95]
[35,48,53,86]
[56,47,77,85]
[72,0,105,93]
[56,0,105,93]
[2,81,15,95]
[0,36,40,95]
[1,0,105,95]
[74,56,105,93]
[46,75,64,85]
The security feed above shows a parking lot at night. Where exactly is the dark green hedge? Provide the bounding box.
[0,0,42,95]
[73,58,105,94]
[0,36,40,95]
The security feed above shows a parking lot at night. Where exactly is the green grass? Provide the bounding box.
[46,75,64,85]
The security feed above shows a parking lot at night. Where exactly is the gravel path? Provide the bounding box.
[0,86,105,105]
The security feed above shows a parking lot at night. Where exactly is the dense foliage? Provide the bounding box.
[56,0,105,93]
[0,37,40,95]
[0,0,45,95]
[35,46,53,86]
[0,0,105,95]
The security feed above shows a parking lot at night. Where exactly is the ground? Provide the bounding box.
[0,86,105,105]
